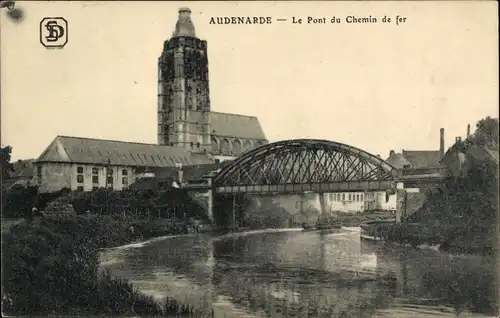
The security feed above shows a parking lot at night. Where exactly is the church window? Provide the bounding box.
[122,169,128,176]
[122,177,128,185]
[92,176,99,184]
[92,167,98,174]
[77,175,84,183]
[348,194,352,201]
[77,166,84,174]
[361,194,364,201]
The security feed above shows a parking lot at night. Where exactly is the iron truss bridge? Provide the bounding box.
[213,139,403,195]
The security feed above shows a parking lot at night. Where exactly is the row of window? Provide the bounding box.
[76,167,129,186]
[76,186,120,192]
[329,193,365,202]
[76,167,128,175]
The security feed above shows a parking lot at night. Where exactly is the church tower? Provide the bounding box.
[157,8,211,154]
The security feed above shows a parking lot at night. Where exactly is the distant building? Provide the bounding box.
[386,128,445,173]
[157,7,267,161]
[441,138,499,178]
[327,192,366,213]
[324,128,448,213]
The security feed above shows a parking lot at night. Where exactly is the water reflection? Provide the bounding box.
[100,229,498,317]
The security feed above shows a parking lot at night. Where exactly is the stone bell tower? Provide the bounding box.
[157,7,211,154]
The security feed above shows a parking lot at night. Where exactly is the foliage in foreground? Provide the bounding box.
[1,216,213,316]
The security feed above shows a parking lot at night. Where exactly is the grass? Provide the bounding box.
[1,215,214,317]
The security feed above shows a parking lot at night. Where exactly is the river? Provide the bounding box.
[100,227,498,317]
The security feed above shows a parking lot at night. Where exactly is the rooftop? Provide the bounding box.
[35,136,213,167]
[402,150,442,169]
[211,111,267,140]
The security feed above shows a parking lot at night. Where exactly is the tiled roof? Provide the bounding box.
[35,136,213,167]
[210,112,267,140]
[385,153,411,169]
[402,150,442,169]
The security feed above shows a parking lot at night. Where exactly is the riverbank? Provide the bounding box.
[1,215,214,316]
[360,220,496,255]
[336,210,394,227]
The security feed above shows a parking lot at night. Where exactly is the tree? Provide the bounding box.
[1,145,15,181]
[469,116,499,147]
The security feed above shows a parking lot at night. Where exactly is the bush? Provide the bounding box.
[1,216,212,316]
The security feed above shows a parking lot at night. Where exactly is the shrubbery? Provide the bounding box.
[1,216,212,316]
[389,117,499,254]
[2,186,210,221]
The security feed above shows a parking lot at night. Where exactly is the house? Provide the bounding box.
[33,136,214,193]
[441,138,499,178]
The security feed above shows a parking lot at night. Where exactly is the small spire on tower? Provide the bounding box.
[172,7,196,38]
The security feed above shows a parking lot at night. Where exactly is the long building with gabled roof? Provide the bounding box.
[34,136,214,193]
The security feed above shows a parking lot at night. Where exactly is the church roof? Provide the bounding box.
[210,112,267,140]
[35,136,213,167]
[401,150,442,169]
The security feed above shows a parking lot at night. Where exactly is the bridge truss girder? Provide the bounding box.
[214,139,399,194]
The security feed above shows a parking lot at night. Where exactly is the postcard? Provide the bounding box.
[1,1,498,317]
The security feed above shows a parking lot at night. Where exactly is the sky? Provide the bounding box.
[1,1,498,161]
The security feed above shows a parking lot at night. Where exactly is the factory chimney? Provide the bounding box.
[466,124,471,138]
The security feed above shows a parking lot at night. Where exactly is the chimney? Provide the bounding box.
[466,124,471,138]
[455,136,462,144]
[439,128,445,158]
[389,150,395,157]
